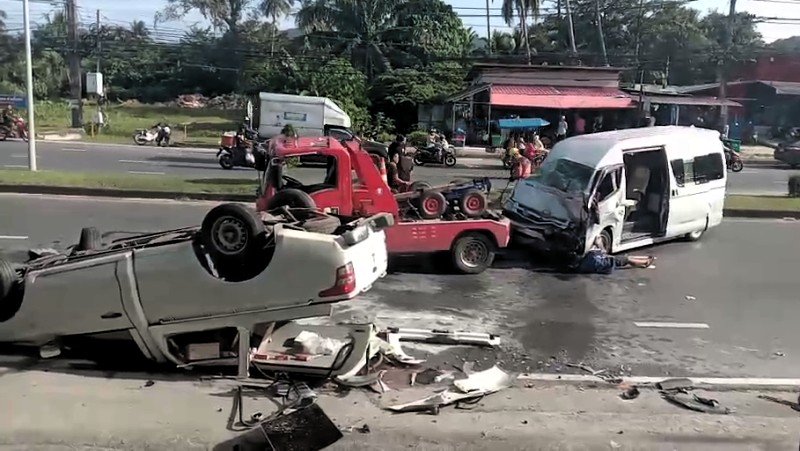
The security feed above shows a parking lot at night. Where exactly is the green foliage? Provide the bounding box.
[388,0,471,63]
[789,175,800,198]
[407,130,428,148]
[372,62,467,105]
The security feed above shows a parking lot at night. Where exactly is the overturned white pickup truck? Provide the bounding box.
[0,204,391,368]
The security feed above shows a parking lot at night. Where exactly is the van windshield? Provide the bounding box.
[528,157,594,193]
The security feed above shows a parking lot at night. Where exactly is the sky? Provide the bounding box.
[1,0,798,43]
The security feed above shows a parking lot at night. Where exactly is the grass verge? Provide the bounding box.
[0,169,257,195]
[725,195,800,211]
[31,101,241,147]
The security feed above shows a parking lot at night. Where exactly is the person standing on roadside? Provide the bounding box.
[556,115,568,142]
[575,115,586,135]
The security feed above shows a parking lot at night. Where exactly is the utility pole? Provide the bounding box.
[719,0,737,131]
[664,55,670,87]
[564,0,578,58]
[633,0,645,67]
[66,0,82,128]
[95,9,100,73]
[22,0,37,171]
[594,0,608,66]
[485,0,492,55]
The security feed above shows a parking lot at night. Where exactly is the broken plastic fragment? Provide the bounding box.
[620,386,639,400]
[655,377,693,391]
[380,334,425,365]
[453,365,517,393]
[661,392,731,414]
[685,295,696,301]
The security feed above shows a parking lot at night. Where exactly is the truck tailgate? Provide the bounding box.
[385,218,511,254]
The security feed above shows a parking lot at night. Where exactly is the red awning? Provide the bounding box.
[490,85,634,109]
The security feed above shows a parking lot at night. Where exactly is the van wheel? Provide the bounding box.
[452,233,495,274]
[685,229,704,241]
[200,203,266,265]
[597,229,613,253]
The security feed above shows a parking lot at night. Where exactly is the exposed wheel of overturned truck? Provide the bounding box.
[200,203,267,267]
[0,257,19,300]
[451,233,495,274]
[417,190,447,220]
[459,189,487,218]
[76,227,101,252]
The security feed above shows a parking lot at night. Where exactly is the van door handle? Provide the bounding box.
[101,312,123,319]
[671,189,678,196]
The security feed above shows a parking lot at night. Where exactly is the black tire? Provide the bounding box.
[459,189,487,218]
[451,233,495,274]
[266,188,316,213]
[133,134,147,146]
[413,155,425,166]
[790,163,799,169]
[597,229,613,253]
[200,203,266,265]
[685,229,704,242]
[444,154,457,167]
[21,131,28,142]
[409,181,432,192]
[299,215,341,234]
[0,257,17,301]
[219,154,234,169]
[418,190,447,220]
[731,159,744,172]
[502,157,512,169]
[76,227,101,252]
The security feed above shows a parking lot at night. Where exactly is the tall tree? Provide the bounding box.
[159,0,255,38]
[259,0,294,59]
[386,0,471,65]
[295,0,403,80]
[496,0,540,62]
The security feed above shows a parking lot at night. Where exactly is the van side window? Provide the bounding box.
[596,170,618,202]
[693,153,724,183]
[670,159,685,187]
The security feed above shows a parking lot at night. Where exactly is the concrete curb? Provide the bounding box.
[0,185,251,202]
[723,209,800,219]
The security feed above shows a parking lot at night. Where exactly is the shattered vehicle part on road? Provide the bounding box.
[384,327,501,347]
[0,205,391,373]
[386,365,516,414]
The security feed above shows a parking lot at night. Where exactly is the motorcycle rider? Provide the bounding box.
[2,106,15,133]
[152,121,171,146]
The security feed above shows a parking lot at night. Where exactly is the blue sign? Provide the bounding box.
[0,95,27,108]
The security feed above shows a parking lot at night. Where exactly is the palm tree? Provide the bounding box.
[130,20,150,40]
[495,0,540,62]
[260,0,294,60]
[295,0,402,80]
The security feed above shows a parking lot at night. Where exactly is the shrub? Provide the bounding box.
[789,175,800,198]
[407,130,428,148]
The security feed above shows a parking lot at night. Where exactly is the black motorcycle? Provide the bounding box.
[413,144,457,167]
[218,125,263,170]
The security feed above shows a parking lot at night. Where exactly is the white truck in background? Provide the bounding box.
[255,92,388,157]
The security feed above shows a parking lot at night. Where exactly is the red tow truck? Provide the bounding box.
[255,137,510,274]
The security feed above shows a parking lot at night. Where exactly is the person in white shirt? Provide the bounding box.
[556,116,568,141]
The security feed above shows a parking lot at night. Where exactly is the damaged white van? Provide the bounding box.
[503,126,726,259]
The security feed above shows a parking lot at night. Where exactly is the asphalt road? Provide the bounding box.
[1,139,798,194]
[1,193,798,379]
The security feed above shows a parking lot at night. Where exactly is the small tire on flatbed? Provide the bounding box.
[459,189,487,218]
[451,233,495,274]
[409,181,432,192]
[418,190,447,219]
[0,257,18,301]
[76,227,101,252]
[200,203,266,266]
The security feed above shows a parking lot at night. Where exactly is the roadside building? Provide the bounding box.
[622,84,741,131]
[421,63,635,147]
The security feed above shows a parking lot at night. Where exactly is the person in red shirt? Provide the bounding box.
[509,149,532,180]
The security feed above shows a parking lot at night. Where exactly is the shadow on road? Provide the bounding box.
[187,178,258,186]
[150,155,218,165]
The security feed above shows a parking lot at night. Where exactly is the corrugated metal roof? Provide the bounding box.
[644,95,742,107]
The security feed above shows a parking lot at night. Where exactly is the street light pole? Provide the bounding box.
[22,0,37,171]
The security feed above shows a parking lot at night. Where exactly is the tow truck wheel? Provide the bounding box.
[0,257,17,301]
[452,233,495,274]
[201,203,266,265]
[459,189,487,218]
[418,191,447,219]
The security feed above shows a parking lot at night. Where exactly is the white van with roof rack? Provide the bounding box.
[503,126,727,259]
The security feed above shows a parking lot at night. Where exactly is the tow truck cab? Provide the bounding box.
[257,137,511,274]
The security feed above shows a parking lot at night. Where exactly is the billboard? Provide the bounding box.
[0,95,27,108]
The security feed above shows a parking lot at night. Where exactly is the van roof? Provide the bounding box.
[551,126,722,168]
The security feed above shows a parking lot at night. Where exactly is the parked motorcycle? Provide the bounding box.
[217,124,262,170]
[133,124,171,146]
[0,117,28,142]
[724,147,743,172]
[413,143,457,167]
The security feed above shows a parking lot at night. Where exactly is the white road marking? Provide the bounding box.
[634,321,710,329]
[119,159,156,164]
[62,147,86,152]
[517,373,800,389]
[128,170,165,175]
[0,235,28,240]
[3,164,27,168]
[9,154,27,158]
